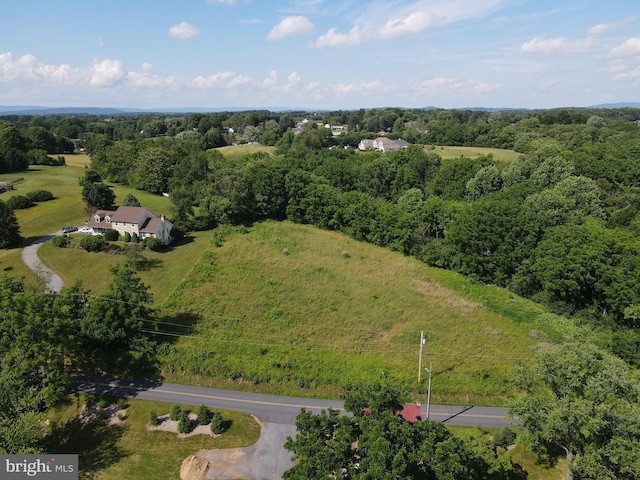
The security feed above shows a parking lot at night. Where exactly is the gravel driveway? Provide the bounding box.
[199,422,296,480]
[21,234,65,293]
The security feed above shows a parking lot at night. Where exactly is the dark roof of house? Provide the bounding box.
[110,206,156,223]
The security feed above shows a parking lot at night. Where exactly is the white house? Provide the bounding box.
[359,137,410,153]
[86,206,174,245]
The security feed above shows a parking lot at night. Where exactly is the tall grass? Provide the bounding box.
[159,221,563,405]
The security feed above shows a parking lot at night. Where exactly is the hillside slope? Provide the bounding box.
[159,220,567,405]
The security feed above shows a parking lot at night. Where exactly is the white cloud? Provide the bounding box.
[539,79,558,91]
[190,71,252,88]
[266,16,314,41]
[168,22,200,39]
[608,37,640,57]
[328,80,388,96]
[128,71,175,88]
[520,35,593,54]
[207,0,237,5]
[411,77,496,97]
[90,58,126,87]
[588,17,635,36]
[310,0,510,48]
[0,52,82,84]
[521,19,636,56]
[142,62,153,71]
[615,66,640,82]
[263,70,278,87]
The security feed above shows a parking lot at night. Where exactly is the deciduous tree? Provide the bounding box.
[510,342,640,480]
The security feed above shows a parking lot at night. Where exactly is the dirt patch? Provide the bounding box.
[79,403,127,425]
[148,413,218,438]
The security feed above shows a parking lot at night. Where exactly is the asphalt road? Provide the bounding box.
[74,374,512,479]
[73,374,510,428]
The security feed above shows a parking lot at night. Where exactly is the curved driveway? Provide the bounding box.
[74,374,511,480]
[21,234,64,293]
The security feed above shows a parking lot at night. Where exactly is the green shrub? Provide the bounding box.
[493,427,517,448]
[104,229,119,241]
[144,236,162,251]
[197,404,211,425]
[124,232,131,242]
[116,398,128,410]
[132,232,139,243]
[149,410,159,426]
[51,235,70,248]
[25,189,54,202]
[6,195,34,210]
[210,412,225,434]
[79,235,105,252]
[177,411,192,434]
[169,404,182,421]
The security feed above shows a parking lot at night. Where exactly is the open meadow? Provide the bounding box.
[434,145,521,164]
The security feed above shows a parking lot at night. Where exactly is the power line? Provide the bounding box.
[62,294,533,361]
[134,327,529,360]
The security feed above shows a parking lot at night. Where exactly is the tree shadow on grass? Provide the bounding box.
[531,443,563,469]
[42,416,129,478]
[135,256,163,271]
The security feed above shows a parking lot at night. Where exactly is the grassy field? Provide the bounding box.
[434,145,521,164]
[45,395,260,480]
[216,144,276,161]
[37,231,208,301]
[153,221,565,405]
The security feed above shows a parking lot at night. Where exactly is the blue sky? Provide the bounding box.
[1,0,639,110]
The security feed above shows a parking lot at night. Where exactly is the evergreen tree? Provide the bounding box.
[0,200,22,248]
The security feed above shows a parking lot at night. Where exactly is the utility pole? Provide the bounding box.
[418,330,425,383]
[426,362,432,419]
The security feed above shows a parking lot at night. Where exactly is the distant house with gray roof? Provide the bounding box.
[358,137,410,153]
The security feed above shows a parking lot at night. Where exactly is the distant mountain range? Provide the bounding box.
[0,105,308,116]
[0,103,639,116]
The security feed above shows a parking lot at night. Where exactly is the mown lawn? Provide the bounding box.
[38,231,208,301]
[44,395,260,480]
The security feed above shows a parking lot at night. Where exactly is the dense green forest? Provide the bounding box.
[2,107,640,365]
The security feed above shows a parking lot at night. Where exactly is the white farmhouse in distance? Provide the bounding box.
[358,137,410,153]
